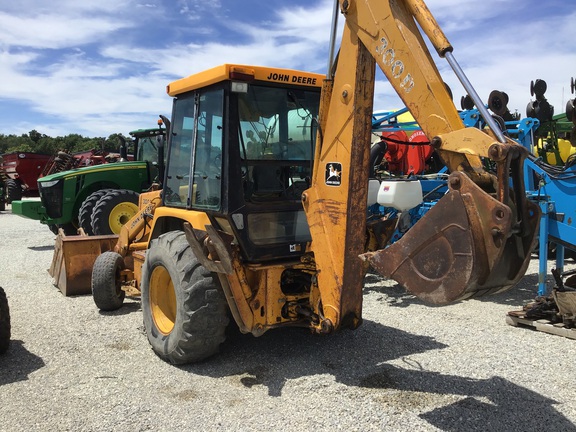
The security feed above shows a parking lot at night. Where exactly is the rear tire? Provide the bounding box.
[79,189,112,235]
[141,231,229,364]
[92,251,126,311]
[6,179,22,203]
[91,189,139,235]
[0,287,11,354]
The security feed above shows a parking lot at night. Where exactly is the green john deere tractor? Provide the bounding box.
[12,120,166,235]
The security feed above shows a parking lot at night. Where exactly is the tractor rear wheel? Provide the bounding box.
[92,251,126,311]
[6,179,22,203]
[0,287,11,354]
[91,189,139,235]
[141,231,229,364]
[79,189,112,235]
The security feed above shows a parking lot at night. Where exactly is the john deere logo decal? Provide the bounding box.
[325,162,342,186]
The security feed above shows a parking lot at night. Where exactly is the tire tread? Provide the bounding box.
[79,189,111,235]
[92,251,126,311]
[142,231,229,364]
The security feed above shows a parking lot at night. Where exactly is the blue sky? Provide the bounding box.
[0,0,574,138]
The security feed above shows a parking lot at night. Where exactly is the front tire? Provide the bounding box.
[141,231,229,364]
[0,287,11,354]
[91,189,139,235]
[92,251,126,311]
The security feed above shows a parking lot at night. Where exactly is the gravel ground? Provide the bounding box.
[1,203,576,432]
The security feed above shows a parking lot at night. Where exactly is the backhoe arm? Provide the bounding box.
[343,0,507,182]
[302,0,540,332]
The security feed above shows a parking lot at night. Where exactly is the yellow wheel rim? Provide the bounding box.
[149,266,177,335]
[108,202,139,234]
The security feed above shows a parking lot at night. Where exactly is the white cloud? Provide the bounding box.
[0,0,133,14]
[371,1,575,118]
[0,0,573,138]
[0,12,132,49]
[440,8,576,115]
[103,0,338,83]
[177,0,222,20]
[0,0,337,136]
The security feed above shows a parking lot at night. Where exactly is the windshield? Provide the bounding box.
[237,85,319,202]
[238,87,318,162]
[137,136,161,163]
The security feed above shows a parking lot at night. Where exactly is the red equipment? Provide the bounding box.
[381,130,434,176]
[0,152,52,197]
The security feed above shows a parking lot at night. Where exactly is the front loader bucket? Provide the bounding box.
[49,231,118,296]
[362,172,540,305]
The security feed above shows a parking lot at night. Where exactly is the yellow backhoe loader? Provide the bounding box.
[52,0,539,364]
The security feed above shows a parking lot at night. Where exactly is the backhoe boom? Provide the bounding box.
[303,0,540,330]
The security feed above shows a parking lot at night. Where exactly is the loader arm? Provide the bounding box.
[115,190,162,257]
[302,0,539,330]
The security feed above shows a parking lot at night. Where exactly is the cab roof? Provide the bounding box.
[167,64,324,97]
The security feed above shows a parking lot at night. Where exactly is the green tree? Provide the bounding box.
[35,136,57,155]
[0,130,138,157]
[28,129,43,144]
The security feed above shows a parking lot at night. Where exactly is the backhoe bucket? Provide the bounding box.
[49,231,118,296]
[362,172,540,305]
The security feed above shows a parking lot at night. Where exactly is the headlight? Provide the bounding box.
[40,180,61,188]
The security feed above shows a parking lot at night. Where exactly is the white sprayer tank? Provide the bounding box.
[376,179,423,211]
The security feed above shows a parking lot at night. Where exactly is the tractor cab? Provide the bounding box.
[162,65,322,262]
[129,122,167,184]
[129,123,166,164]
